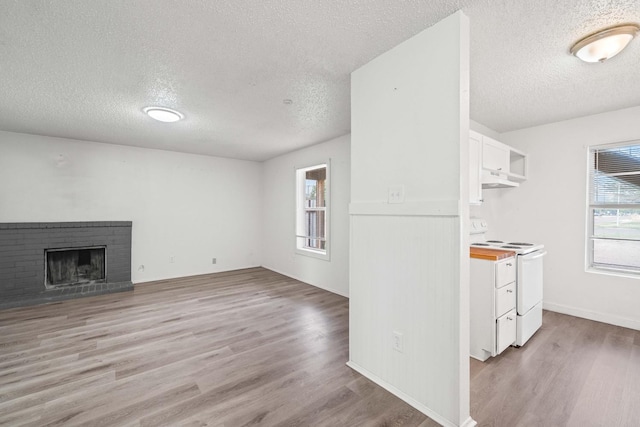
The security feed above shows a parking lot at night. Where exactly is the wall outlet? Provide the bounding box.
[392,331,403,352]
[170,256,175,263]
[212,258,217,264]
[388,186,405,204]
[138,265,145,272]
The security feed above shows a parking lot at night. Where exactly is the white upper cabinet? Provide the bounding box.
[508,147,527,181]
[482,136,510,175]
[469,131,528,203]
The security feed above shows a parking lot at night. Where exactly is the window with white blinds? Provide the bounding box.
[588,141,640,274]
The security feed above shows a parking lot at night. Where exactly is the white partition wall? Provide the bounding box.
[349,11,474,427]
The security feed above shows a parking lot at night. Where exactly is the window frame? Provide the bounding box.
[295,161,330,260]
[586,140,640,277]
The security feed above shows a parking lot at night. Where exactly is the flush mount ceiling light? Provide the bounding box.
[570,24,639,63]
[143,106,184,123]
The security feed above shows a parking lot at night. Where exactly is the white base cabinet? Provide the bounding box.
[470,256,517,361]
[496,309,517,355]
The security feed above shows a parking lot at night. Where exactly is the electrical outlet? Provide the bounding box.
[138,265,145,272]
[170,256,175,263]
[392,331,403,352]
[388,186,405,204]
[212,258,217,264]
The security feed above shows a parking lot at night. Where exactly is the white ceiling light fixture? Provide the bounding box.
[570,24,639,63]
[143,106,184,123]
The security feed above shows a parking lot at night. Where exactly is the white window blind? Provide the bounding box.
[588,141,640,273]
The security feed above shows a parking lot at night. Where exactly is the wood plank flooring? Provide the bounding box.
[0,268,435,427]
[1,267,639,426]
[470,310,640,427]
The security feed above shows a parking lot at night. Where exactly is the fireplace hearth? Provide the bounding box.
[0,222,133,309]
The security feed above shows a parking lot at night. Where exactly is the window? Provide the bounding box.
[588,141,640,274]
[296,163,329,259]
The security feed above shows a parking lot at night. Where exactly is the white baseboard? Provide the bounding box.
[133,265,261,285]
[261,265,349,298]
[133,265,349,299]
[346,361,476,427]
[543,301,640,331]
[461,416,478,427]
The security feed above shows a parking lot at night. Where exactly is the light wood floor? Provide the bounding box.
[0,268,435,427]
[471,309,640,427]
[1,268,639,426]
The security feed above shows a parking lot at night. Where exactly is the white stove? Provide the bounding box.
[470,240,544,255]
[470,218,547,347]
[470,218,544,255]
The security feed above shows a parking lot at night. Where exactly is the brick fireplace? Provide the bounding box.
[0,221,133,309]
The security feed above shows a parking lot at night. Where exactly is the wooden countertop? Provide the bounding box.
[470,247,516,261]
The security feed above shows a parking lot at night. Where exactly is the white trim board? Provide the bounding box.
[543,302,640,331]
[349,200,460,217]
[261,265,349,298]
[346,361,477,427]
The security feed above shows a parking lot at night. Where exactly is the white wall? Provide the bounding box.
[0,131,262,283]
[261,134,350,297]
[496,106,640,330]
[350,11,473,427]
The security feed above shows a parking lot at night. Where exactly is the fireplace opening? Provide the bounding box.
[45,247,106,288]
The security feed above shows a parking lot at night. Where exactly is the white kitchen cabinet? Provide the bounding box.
[508,146,528,181]
[495,282,516,317]
[468,131,528,198]
[496,310,517,354]
[482,136,509,174]
[470,254,517,361]
[469,131,483,204]
[496,257,516,287]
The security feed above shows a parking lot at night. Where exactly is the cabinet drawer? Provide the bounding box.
[495,282,516,317]
[496,310,517,354]
[495,258,516,288]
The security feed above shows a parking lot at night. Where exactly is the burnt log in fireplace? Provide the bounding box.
[46,246,106,287]
[0,222,133,309]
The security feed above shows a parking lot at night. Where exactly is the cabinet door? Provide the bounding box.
[482,137,509,174]
[469,132,483,204]
[496,310,517,354]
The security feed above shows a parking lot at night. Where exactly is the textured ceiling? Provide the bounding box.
[1,0,639,161]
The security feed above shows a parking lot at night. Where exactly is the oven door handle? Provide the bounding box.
[522,250,547,261]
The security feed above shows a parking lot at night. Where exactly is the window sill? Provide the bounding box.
[296,247,330,261]
[586,267,640,280]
